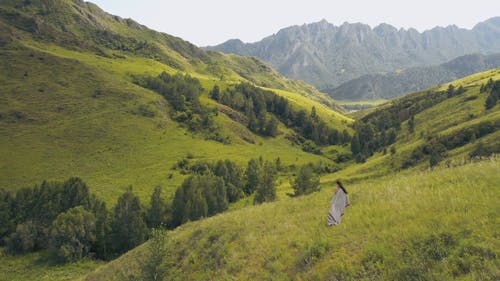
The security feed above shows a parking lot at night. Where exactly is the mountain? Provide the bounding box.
[206,18,500,90]
[327,53,500,100]
[0,0,350,205]
[82,70,500,280]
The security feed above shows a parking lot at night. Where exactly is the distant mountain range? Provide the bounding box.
[327,53,500,100]
[206,18,500,95]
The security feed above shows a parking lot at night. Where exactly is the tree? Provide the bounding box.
[0,189,14,244]
[446,84,455,98]
[111,188,147,255]
[485,94,496,109]
[141,228,168,281]
[355,153,367,163]
[92,200,110,260]
[390,146,397,155]
[172,175,228,226]
[342,129,351,144]
[50,206,96,263]
[254,161,277,204]
[264,117,279,137]
[291,165,320,196]
[429,151,441,167]
[210,85,220,101]
[147,186,166,228]
[351,134,361,155]
[244,159,261,195]
[311,106,319,123]
[5,221,39,254]
[214,160,244,203]
[408,115,415,133]
[202,175,227,216]
[60,177,91,211]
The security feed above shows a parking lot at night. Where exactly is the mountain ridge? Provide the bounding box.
[206,17,500,90]
[327,53,500,100]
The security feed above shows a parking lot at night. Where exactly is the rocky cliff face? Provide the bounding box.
[206,18,500,90]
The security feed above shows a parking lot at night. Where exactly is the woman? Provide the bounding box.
[327,180,350,226]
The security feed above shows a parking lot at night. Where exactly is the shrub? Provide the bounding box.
[5,221,44,255]
[298,239,331,269]
[50,206,96,263]
[290,165,320,197]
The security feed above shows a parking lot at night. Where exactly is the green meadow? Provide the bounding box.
[0,43,349,205]
[82,157,500,280]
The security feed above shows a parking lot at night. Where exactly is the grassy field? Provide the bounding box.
[0,45,346,205]
[1,0,351,203]
[81,157,500,280]
[0,249,103,281]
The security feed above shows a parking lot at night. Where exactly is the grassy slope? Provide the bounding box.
[0,249,102,281]
[0,0,351,204]
[0,44,347,205]
[323,69,500,184]
[82,157,500,280]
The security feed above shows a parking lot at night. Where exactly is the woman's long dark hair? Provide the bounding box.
[336,180,348,194]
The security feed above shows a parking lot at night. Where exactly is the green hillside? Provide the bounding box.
[325,69,500,183]
[82,157,500,280]
[81,70,499,280]
[0,0,349,204]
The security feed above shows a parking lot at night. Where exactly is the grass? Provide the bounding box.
[81,157,500,280]
[335,99,388,106]
[323,69,500,183]
[0,43,350,205]
[1,0,351,205]
[0,249,103,281]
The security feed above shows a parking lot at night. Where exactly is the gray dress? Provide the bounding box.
[327,189,350,226]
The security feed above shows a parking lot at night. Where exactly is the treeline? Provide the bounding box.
[0,177,171,263]
[402,120,499,168]
[210,83,350,146]
[134,72,227,142]
[2,157,319,263]
[481,78,500,109]
[172,157,281,226]
[0,157,327,264]
[350,107,401,162]
[350,84,467,162]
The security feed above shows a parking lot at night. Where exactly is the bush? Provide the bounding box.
[290,165,320,196]
[298,239,331,269]
[136,104,155,117]
[5,221,45,255]
[50,206,96,263]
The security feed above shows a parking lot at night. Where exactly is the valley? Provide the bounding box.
[0,1,498,280]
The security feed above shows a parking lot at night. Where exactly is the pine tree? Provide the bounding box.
[244,159,261,195]
[291,165,320,196]
[254,161,277,204]
[210,85,220,101]
[351,134,361,155]
[311,106,319,123]
[264,117,279,136]
[110,188,147,255]
[408,115,415,133]
[147,186,165,228]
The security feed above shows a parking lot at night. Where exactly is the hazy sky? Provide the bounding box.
[90,0,499,46]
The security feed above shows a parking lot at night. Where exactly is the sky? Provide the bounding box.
[90,0,500,47]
